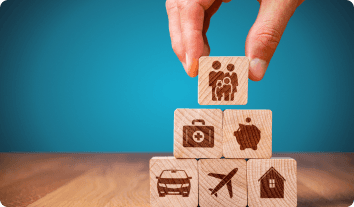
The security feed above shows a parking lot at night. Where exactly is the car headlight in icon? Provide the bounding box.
[158,183,166,187]
[181,183,190,188]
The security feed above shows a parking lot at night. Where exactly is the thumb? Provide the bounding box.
[246,0,301,81]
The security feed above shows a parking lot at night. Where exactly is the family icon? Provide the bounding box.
[209,61,238,101]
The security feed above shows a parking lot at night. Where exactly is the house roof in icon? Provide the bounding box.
[258,167,286,182]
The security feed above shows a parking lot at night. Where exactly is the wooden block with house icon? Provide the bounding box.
[150,157,198,207]
[223,109,272,159]
[199,159,247,207]
[174,109,223,158]
[198,56,249,105]
[247,158,297,207]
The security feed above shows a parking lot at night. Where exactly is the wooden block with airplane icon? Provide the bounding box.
[223,110,272,159]
[198,56,249,105]
[174,109,223,158]
[150,157,198,207]
[247,158,297,207]
[199,159,247,207]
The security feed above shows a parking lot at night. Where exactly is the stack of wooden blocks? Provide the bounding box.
[150,57,297,207]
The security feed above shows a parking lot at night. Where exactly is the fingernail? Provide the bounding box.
[249,58,268,80]
[185,53,190,74]
[182,61,187,71]
[186,53,198,77]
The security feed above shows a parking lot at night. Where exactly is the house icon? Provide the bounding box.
[258,167,286,198]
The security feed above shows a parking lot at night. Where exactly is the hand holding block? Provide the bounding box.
[150,157,198,207]
[223,110,272,159]
[174,109,223,158]
[198,56,249,105]
[247,158,297,207]
[199,159,247,207]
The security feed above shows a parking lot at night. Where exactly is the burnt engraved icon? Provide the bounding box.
[209,60,238,101]
[258,167,286,198]
[183,119,214,148]
[208,168,238,198]
[156,169,192,197]
[234,117,261,150]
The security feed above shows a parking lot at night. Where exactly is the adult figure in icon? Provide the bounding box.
[209,60,224,101]
[224,63,238,101]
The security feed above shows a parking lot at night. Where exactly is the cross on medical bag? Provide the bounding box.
[183,119,214,148]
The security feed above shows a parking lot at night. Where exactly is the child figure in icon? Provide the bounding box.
[234,117,261,150]
[215,80,224,101]
[209,61,238,101]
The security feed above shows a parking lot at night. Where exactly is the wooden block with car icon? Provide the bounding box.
[150,157,198,207]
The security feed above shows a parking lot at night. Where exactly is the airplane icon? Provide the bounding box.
[208,168,238,198]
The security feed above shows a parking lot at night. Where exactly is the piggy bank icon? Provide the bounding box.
[233,117,261,150]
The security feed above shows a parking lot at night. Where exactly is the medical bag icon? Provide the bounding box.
[183,119,214,148]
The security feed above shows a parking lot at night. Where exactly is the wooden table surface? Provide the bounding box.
[0,153,353,207]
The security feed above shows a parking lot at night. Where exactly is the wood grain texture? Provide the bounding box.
[198,56,249,105]
[0,153,154,207]
[27,155,150,207]
[199,159,247,207]
[0,153,353,207]
[174,109,223,158]
[223,110,272,159]
[150,157,198,207]
[247,158,297,207]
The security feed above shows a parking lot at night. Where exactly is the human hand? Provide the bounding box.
[166,0,305,81]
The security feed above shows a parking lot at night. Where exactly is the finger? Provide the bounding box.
[245,0,302,81]
[200,0,223,71]
[166,0,187,69]
[178,0,221,77]
[195,0,223,77]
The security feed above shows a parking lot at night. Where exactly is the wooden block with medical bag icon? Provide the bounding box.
[223,109,272,159]
[198,56,249,105]
[174,108,223,158]
[247,158,297,207]
[150,157,198,207]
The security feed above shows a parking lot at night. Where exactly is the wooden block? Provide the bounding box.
[199,159,247,207]
[198,56,249,105]
[150,157,198,207]
[174,109,223,158]
[247,158,297,207]
[223,110,272,159]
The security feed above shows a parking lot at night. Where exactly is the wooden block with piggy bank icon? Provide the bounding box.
[223,110,272,159]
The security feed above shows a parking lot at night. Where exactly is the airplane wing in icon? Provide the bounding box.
[226,181,233,198]
[208,173,225,179]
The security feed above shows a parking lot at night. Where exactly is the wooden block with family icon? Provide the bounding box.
[198,56,249,105]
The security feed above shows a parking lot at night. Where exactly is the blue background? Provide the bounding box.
[0,0,353,152]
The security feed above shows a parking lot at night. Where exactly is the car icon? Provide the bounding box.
[156,169,192,197]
